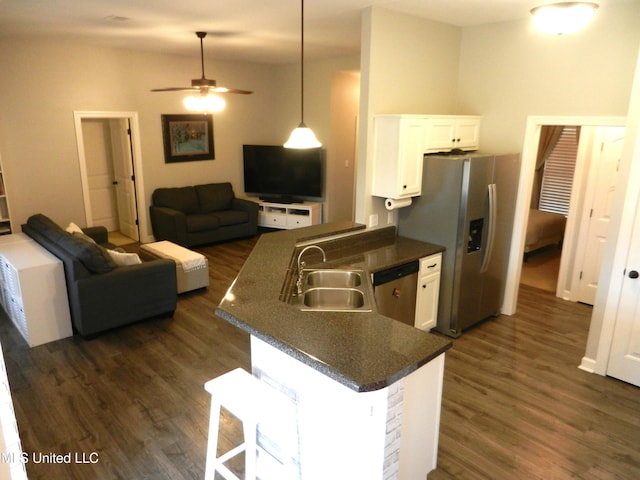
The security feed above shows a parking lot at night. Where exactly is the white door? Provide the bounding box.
[607,188,640,387]
[575,127,625,305]
[83,119,118,231]
[109,119,139,241]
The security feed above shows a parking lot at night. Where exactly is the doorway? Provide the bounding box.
[520,125,625,302]
[73,111,149,244]
[503,116,628,316]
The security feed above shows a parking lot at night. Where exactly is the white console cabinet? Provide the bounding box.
[0,235,72,347]
[415,253,442,331]
[257,200,322,229]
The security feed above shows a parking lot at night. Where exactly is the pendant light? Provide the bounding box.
[530,2,599,35]
[284,0,322,149]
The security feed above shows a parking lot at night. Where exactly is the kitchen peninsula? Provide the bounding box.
[215,222,452,479]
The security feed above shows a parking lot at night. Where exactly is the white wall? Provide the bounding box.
[457,3,640,153]
[356,6,462,226]
[0,38,357,236]
[0,39,281,231]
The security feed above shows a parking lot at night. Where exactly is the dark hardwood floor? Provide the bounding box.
[1,233,638,479]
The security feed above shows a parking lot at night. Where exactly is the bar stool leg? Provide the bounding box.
[243,415,257,480]
[205,400,221,480]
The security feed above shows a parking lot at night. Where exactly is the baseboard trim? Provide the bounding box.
[578,356,597,373]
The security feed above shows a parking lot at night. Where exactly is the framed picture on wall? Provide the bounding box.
[161,114,215,163]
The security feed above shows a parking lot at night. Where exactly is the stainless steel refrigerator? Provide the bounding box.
[398,153,520,337]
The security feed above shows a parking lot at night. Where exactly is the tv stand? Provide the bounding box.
[257,200,322,229]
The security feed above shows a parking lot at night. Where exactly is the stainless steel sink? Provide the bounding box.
[305,269,362,288]
[303,287,366,310]
[293,268,373,312]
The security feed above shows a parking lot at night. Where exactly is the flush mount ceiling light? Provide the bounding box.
[151,32,252,113]
[284,0,321,149]
[530,2,599,35]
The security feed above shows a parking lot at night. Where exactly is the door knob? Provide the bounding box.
[629,270,639,279]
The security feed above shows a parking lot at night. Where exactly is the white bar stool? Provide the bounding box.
[204,368,280,480]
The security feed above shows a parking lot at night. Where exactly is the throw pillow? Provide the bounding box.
[65,222,83,234]
[106,249,142,266]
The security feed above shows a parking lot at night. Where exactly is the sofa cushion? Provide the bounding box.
[195,183,234,213]
[153,186,199,214]
[213,210,249,227]
[186,214,220,233]
[26,214,68,244]
[56,231,116,274]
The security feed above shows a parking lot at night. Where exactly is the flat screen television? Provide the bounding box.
[243,144,324,202]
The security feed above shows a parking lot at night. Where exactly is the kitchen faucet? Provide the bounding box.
[296,245,327,294]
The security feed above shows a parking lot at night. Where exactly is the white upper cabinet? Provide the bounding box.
[423,116,481,153]
[372,115,481,200]
[372,115,426,199]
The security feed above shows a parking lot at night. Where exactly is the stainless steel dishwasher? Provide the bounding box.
[372,261,419,326]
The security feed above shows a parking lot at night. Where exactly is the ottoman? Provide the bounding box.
[139,241,209,293]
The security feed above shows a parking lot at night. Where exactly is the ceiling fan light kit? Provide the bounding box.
[284,0,321,149]
[151,31,252,113]
[530,1,599,35]
[183,94,226,113]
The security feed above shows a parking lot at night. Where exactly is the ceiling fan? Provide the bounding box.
[151,31,253,96]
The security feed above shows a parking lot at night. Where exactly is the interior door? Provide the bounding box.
[606,188,640,387]
[575,127,625,305]
[83,119,118,231]
[109,119,139,241]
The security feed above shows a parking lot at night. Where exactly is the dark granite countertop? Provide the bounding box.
[215,221,452,392]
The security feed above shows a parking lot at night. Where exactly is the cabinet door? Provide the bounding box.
[372,116,425,199]
[398,119,425,197]
[455,119,481,150]
[424,119,457,153]
[416,273,439,331]
[424,117,481,153]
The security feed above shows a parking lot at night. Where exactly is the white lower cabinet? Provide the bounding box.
[415,253,442,331]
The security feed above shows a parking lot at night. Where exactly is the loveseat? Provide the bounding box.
[22,214,177,338]
[149,182,258,247]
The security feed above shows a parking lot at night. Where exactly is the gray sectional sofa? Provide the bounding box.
[149,182,258,247]
[22,214,177,337]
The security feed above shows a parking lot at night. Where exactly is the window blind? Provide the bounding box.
[538,126,578,216]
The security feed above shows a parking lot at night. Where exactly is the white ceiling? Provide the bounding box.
[0,0,634,64]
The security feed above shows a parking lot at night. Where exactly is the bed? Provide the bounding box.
[524,209,567,260]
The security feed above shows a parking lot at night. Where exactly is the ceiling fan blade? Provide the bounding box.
[212,87,254,95]
[151,32,253,96]
[151,87,199,92]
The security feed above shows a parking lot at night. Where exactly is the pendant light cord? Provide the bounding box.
[299,0,305,126]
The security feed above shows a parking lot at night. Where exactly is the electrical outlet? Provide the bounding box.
[369,213,379,228]
[387,210,395,224]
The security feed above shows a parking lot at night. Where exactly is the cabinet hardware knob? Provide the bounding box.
[402,185,407,189]
[629,270,639,279]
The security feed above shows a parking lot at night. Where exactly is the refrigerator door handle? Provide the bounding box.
[481,183,497,273]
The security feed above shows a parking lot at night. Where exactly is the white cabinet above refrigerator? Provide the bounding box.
[372,115,481,200]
